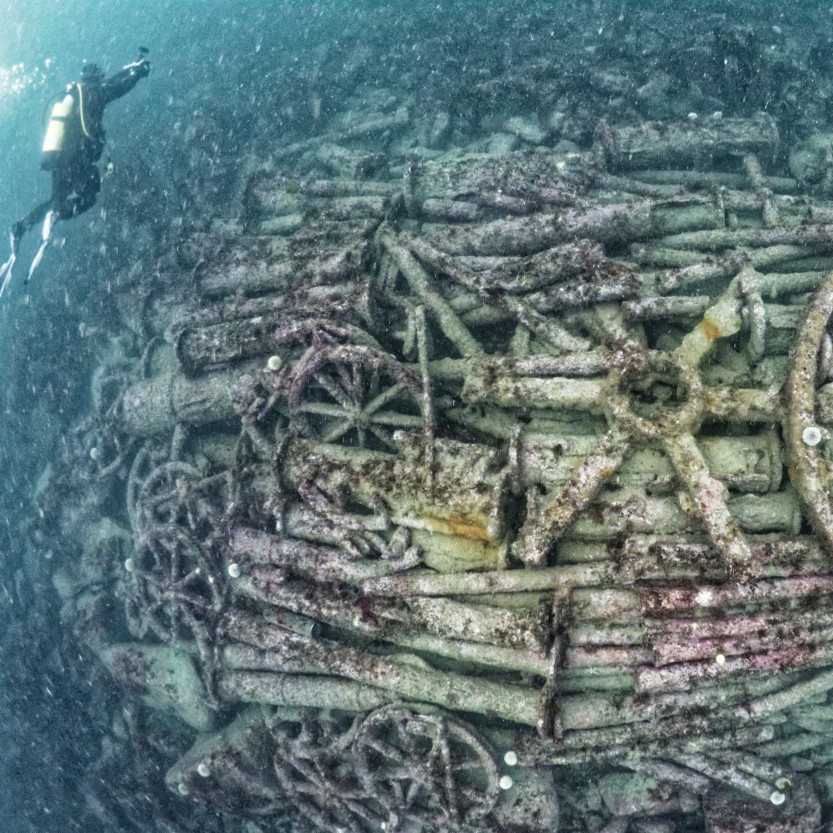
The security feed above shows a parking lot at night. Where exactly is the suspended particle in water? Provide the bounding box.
[503,751,518,766]
[499,775,514,790]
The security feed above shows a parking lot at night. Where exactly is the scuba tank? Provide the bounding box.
[41,90,75,170]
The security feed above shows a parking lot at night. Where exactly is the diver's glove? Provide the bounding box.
[123,58,151,77]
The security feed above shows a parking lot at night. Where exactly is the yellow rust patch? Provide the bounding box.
[419,511,492,542]
[701,319,722,341]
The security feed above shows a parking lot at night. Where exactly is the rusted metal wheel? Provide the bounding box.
[352,704,499,831]
[288,344,426,450]
[121,525,224,646]
[784,269,833,553]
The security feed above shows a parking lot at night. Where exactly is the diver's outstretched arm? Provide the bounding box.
[101,58,151,105]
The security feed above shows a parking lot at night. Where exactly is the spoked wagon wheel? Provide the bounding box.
[288,344,426,451]
[132,461,205,534]
[352,704,500,831]
[121,525,224,647]
[270,714,386,833]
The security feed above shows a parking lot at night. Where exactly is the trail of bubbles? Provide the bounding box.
[0,58,52,105]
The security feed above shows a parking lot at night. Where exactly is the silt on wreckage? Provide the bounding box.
[18,5,833,833]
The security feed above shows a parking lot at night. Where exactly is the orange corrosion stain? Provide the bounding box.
[420,512,491,542]
[701,319,721,341]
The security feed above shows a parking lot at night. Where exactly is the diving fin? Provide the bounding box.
[24,209,55,287]
[0,230,18,299]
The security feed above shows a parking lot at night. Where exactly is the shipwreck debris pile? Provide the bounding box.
[38,108,833,832]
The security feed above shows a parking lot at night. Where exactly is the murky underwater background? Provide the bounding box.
[5,1,833,831]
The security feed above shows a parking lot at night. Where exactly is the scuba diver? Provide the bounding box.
[0,49,151,297]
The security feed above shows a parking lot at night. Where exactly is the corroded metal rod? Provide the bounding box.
[220,615,542,725]
[784,268,833,554]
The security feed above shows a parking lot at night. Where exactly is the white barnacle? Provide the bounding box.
[499,775,514,790]
[802,426,823,447]
[504,750,518,767]
[695,588,714,607]
[124,558,135,573]
[770,790,786,805]
[715,653,726,665]
[177,782,190,796]
[89,446,100,461]
[266,355,283,372]
[197,762,211,778]
[227,562,241,578]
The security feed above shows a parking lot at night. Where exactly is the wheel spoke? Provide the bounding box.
[296,402,351,418]
[664,431,755,583]
[514,428,631,566]
[313,370,353,409]
[368,412,424,427]
[367,424,397,451]
[334,361,355,398]
[322,419,356,445]
[360,382,407,419]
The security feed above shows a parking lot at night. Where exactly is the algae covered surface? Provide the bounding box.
[8,1,833,832]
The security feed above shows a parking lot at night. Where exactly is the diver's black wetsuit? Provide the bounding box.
[15,61,149,236]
